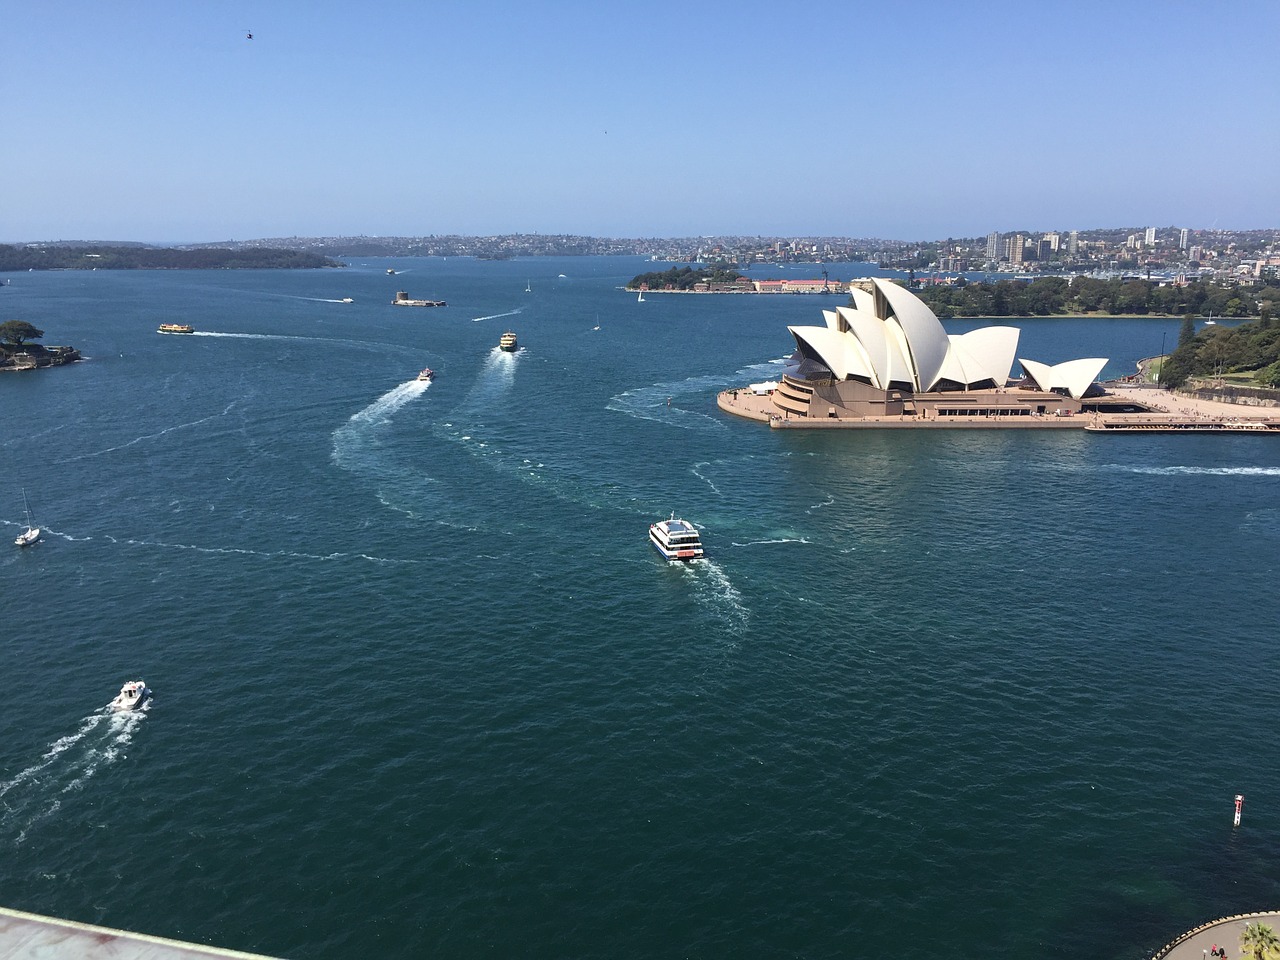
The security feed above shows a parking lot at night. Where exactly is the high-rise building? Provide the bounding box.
[1179,228,1189,251]
[1043,232,1061,252]
[1009,233,1026,265]
[986,232,1000,259]
[1145,226,1157,245]
[1067,231,1079,256]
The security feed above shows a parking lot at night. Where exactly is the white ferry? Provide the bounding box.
[649,514,704,561]
[499,331,518,352]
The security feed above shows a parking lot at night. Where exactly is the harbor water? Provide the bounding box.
[2,258,1279,959]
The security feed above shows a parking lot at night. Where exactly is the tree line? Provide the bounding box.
[0,245,339,271]
[916,276,1280,319]
[1161,309,1280,387]
[628,266,746,290]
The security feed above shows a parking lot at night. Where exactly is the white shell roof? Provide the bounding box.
[1018,358,1108,399]
[788,279,1107,396]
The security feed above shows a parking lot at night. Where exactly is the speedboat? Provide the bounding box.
[649,513,704,561]
[417,367,435,382]
[499,331,518,352]
[111,680,148,711]
[340,297,354,303]
[157,323,195,334]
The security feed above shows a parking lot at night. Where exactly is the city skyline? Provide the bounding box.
[5,0,1280,242]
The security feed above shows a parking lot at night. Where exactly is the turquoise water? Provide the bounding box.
[2,258,1279,959]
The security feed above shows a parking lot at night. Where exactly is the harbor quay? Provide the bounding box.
[717,385,1280,432]
[1148,911,1280,960]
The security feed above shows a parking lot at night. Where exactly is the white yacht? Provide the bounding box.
[111,680,148,711]
[649,514,704,561]
[14,488,39,547]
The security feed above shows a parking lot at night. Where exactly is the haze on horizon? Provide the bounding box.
[5,0,1279,244]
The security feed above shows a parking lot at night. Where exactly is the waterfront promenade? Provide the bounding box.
[1149,911,1280,960]
[718,382,1280,431]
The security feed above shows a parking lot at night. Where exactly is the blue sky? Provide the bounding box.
[4,0,1278,242]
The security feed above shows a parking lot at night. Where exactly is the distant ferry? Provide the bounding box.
[157,323,195,334]
[392,291,446,307]
[649,514,704,562]
[499,331,518,352]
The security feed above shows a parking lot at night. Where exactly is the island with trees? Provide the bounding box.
[0,320,80,372]
[0,244,339,271]
[627,266,748,291]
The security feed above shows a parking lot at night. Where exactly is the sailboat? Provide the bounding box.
[525,280,531,294]
[14,488,39,547]
[637,290,645,303]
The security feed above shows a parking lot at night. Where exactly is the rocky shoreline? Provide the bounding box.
[0,344,82,372]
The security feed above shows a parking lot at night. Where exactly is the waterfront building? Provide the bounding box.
[767,279,1108,421]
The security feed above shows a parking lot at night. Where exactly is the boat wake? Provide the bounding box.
[607,376,728,431]
[679,559,748,636]
[0,704,149,846]
[331,380,431,471]
[608,361,786,431]
[1119,465,1280,477]
[192,331,386,349]
[55,401,239,464]
[470,308,524,323]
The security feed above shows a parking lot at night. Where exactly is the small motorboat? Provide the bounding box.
[111,680,148,711]
[417,367,435,382]
[340,297,354,303]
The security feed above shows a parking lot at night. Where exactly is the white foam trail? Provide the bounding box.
[1,705,149,846]
[730,538,812,547]
[683,559,749,634]
[346,380,430,427]
[1122,466,1280,477]
[470,308,524,323]
[55,401,238,463]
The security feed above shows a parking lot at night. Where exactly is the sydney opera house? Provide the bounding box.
[761,278,1112,422]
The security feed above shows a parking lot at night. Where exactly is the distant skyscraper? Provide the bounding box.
[1043,232,1060,253]
[1179,228,1189,251]
[986,232,1000,259]
[1145,226,1157,244]
[1009,233,1026,265]
[1067,231,1079,255]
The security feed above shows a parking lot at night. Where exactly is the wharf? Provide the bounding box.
[0,906,282,959]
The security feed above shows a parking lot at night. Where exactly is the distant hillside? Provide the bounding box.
[0,244,340,271]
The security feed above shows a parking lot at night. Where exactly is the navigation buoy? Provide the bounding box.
[1234,794,1244,827]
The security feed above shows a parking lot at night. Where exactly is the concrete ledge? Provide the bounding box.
[0,906,283,959]
[1150,910,1280,959]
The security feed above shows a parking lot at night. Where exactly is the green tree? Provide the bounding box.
[1239,920,1280,960]
[0,320,44,346]
[1178,314,1196,348]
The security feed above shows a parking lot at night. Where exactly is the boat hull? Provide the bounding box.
[14,528,40,547]
[649,525,703,561]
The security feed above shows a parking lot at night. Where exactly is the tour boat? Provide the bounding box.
[14,488,39,547]
[111,680,148,711]
[649,513,704,562]
[157,323,195,334]
[417,367,435,382]
[499,331,518,352]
